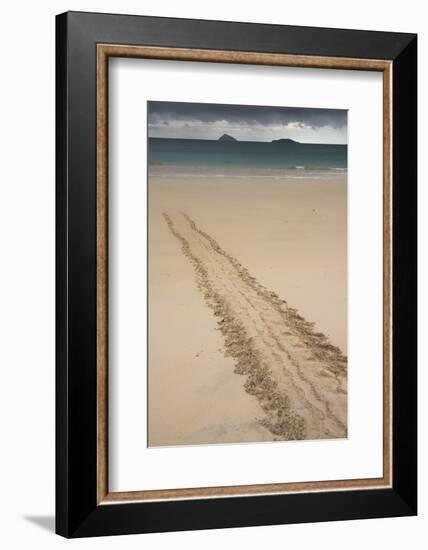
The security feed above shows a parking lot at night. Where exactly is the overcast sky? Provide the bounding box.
[148,101,347,144]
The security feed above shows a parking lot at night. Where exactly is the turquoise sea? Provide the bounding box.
[148,138,347,178]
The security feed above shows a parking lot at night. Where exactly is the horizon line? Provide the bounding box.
[148,136,347,146]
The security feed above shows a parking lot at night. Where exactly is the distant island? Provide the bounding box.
[216,135,302,144]
[218,134,238,142]
[271,138,300,144]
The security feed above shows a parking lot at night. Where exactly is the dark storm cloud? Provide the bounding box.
[148,101,347,130]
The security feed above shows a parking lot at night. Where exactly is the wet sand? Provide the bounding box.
[148,175,347,446]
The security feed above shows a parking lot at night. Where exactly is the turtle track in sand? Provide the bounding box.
[163,212,347,441]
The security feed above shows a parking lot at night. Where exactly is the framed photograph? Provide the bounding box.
[56,11,417,537]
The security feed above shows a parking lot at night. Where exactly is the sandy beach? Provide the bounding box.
[148,174,347,446]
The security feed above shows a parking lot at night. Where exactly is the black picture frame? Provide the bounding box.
[56,11,417,538]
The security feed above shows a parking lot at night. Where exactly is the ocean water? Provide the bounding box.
[148,138,347,178]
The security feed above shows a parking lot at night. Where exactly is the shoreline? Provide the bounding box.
[148,164,347,180]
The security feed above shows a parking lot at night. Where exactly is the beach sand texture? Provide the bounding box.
[148,177,347,446]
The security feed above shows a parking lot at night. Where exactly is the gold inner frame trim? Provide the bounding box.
[96,44,393,505]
